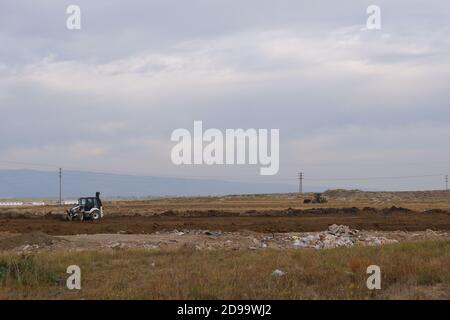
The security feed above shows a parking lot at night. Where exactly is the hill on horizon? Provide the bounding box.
[0,169,314,199]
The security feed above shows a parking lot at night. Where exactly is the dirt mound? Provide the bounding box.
[381,206,414,214]
[323,189,364,197]
[0,211,65,220]
[423,209,450,215]
[160,210,241,217]
[155,207,415,217]
[0,231,62,250]
[2,207,432,219]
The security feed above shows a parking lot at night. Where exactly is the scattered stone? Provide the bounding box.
[204,230,223,237]
[290,225,397,249]
[271,269,286,277]
[144,244,159,250]
[328,224,358,236]
[293,239,308,248]
[110,242,126,249]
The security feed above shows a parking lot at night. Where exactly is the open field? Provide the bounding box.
[2,190,450,216]
[1,241,449,299]
[1,190,449,299]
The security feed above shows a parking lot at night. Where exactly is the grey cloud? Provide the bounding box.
[0,1,449,191]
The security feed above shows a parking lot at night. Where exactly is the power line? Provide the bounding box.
[59,168,62,205]
[297,172,304,193]
[305,173,445,182]
[0,159,61,170]
[0,158,449,184]
[0,159,291,183]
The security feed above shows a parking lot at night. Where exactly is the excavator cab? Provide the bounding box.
[67,192,103,221]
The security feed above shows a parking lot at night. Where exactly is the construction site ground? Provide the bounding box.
[1,190,450,299]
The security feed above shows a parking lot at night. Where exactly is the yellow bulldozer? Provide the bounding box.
[303,193,328,204]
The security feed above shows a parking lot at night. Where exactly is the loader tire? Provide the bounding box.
[92,211,100,220]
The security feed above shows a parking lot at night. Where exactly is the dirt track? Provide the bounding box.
[1,210,450,235]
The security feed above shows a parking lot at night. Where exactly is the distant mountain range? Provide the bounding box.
[0,169,319,199]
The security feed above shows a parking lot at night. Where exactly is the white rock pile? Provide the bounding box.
[292,224,397,249]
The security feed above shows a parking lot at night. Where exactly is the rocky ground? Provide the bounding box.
[1,225,448,253]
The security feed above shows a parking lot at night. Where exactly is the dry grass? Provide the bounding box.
[102,190,450,213]
[1,240,449,300]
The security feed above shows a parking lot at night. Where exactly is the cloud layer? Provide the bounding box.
[1,0,449,190]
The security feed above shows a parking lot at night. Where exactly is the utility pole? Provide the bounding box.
[446,174,448,191]
[59,168,62,205]
[297,172,304,193]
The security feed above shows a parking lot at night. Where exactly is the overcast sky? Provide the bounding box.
[1,0,449,191]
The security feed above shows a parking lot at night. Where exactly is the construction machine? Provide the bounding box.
[67,192,103,221]
[303,193,328,204]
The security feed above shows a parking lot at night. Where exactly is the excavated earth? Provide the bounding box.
[0,207,450,235]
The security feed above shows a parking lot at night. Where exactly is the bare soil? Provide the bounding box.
[0,208,449,236]
[1,191,450,300]
[0,231,63,250]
